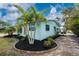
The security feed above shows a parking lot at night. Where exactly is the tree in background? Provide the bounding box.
[0,20,11,33]
[62,4,79,36]
[5,26,16,36]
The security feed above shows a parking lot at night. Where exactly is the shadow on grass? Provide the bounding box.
[3,34,24,40]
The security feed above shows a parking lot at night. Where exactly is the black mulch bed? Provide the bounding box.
[15,39,57,51]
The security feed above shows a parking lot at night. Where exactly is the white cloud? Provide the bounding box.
[47,5,63,21]
[0,4,8,9]
[50,7,57,14]
[14,3,35,11]
[47,5,57,19]
[0,3,35,25]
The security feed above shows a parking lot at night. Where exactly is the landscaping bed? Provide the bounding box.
[15,37,57,51]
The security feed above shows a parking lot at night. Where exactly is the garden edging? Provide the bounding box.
[13,39,59,55]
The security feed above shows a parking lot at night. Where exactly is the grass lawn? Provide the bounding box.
[0,37,18,56]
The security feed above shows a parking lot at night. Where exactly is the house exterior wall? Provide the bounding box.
[36,21,59,40]
[19,21,59,41]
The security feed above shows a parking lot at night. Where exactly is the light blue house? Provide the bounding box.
[17,7,64,42]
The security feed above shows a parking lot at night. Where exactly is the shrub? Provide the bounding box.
[43,37,55,48]
[64,14,79,36]
[71,24,79,36]
[43,40,51,48]
[48,37,54,44]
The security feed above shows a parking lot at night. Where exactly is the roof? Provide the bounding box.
[48,20,61,27]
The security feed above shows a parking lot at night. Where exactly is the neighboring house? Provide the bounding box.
[17,7,65,41]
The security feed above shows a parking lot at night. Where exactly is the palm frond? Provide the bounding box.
[14,4,25,14]
[40,8,49,14]
[29,6,37,14]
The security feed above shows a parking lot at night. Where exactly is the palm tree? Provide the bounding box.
[5,26,16,36]
[27,6,48,44]
[14,4,48,44]
[14,4,32,44]
[0,20,11,33]
[62,5,79,36]
[0,20,10,28]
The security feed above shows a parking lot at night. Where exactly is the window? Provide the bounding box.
[54,26,56,31]
[54,26,59,32]
[29,24,35,31]
[46,25,50,31]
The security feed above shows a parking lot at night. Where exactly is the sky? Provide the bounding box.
[0,3,74,25]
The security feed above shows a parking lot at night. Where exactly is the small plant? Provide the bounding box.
[48,37,54,45]
[43,40,51,48]
[43,37,55,48]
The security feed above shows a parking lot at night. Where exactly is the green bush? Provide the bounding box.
[48,37,54,44]
[43,37,55,48]
[43,40,51,48]
[71,24,79,36]
[64,14,79,36]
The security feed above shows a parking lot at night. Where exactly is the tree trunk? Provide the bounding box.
[34,23,36,40]
[27,24,34,44]
[26,25,31,43]
[30,29,34,44]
